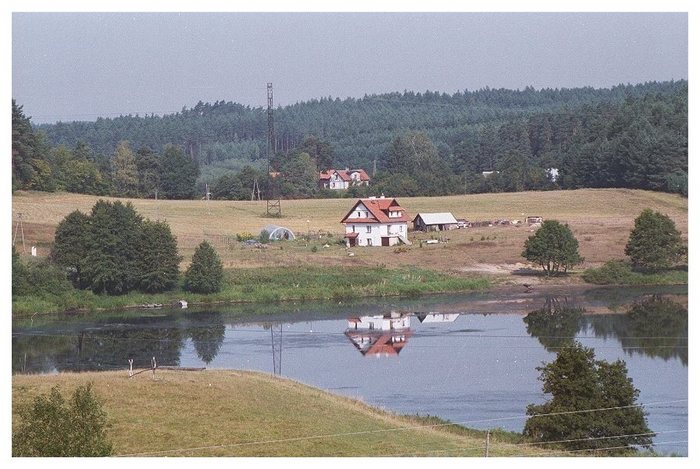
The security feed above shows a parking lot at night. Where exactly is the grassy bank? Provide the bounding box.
[12,370,552,457]
[12,265,490,317]
[582,261,688,286]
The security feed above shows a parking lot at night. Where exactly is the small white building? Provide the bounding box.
[320,169,371,190]
[340,197,410,247]
[415,313,460,323]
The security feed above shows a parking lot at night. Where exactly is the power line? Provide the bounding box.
[115,399,687,457]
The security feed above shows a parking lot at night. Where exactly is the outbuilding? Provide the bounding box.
[412,213,459,232]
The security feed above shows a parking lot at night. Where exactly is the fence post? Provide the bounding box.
[128,358,134,377]
[151,356,157,380]
[485,430,490,457]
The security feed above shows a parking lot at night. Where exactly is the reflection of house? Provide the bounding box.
[415,313,460,323]
[340,197,410,247]
[345,312,413,357]
[320,169,371,190]
[412,213,458,231]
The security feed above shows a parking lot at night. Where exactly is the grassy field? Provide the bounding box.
[12,189,688,279]
[12,370,555,457]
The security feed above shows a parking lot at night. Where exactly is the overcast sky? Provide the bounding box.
[12,12,688,124]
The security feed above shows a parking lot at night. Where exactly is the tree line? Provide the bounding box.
[13,200,224,300]
[13,80,687,200]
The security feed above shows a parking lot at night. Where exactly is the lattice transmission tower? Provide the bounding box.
[266,83,282,217]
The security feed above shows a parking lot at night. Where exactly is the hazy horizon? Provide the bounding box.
[13,12,687,124]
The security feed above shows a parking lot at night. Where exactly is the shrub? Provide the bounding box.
[185,241,224,294]
[236,232,255,242]
[12,383,113,456]
[258,229,271,244]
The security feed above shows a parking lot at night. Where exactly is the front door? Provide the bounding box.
[381,237,390,246]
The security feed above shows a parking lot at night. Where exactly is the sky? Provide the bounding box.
[11,12,688,124]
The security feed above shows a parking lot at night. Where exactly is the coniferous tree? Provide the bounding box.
[51,210,91,289]
[82,200,143,295]
[137,220,181,293]
[161,144,199,199]
[184,241,224,294]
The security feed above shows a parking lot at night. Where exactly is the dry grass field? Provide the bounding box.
[12,189,687,281]
[12,370,554,457]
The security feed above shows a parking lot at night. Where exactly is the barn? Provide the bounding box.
[412,213,459,231]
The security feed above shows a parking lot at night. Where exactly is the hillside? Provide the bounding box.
[12,370,554,457]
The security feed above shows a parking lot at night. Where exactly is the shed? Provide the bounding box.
[412,213,459,231]
[262,225,295,240]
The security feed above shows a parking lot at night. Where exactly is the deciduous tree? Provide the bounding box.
[523,342,653,454]
[624,209,685,272]
[522,220,583,276]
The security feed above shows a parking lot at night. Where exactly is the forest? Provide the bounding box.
[12,80,687,200]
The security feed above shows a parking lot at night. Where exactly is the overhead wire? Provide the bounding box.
[115,398,687,456]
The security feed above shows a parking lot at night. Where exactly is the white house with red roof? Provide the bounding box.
[320,168,370,190]
[340,196,411,247]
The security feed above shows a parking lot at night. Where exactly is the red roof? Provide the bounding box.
[320,169,371,182]
[340,198,410,224]
[344,232,359,238]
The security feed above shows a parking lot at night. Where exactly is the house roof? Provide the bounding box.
[413,212,458,225]
[320,169,371,182]
[341,198,411,224]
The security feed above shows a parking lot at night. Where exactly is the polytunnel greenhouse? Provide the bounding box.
[262,225,296,241]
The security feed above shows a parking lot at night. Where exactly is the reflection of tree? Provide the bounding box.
[12,335,76,374]
[624,295,687,365]
[185,312,225,364]
[523,296,585,352]
[55,327,185,372]
[585,295,687,365]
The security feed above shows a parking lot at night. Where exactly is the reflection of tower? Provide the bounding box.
[271,323,282,375]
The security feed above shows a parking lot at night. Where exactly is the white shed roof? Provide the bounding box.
[414,213,458,225]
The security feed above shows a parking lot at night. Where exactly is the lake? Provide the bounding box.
[12,285,688,456]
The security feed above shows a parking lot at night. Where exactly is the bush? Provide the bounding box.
[13,383,113,456]
[258,229,271,244]
[236,232,255,242]
[185,241,224,294]
[582,260,634,284]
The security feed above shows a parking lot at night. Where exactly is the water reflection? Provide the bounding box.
[587,295,688,365]
[522,294,688,365]
[345,312,413,357]
[523,297,585,352]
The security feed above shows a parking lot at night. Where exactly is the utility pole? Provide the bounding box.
[13,212,26,253]
[271,323,283,376]
[266,83,282,217]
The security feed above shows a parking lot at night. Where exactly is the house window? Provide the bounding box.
[367,238,373,246]
[366,226,372,233]
[352,225,356,233]
[400,225,403,232]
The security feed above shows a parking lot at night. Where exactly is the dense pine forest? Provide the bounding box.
[12,80,687,200]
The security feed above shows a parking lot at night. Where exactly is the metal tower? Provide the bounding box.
[266,83,282,217]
